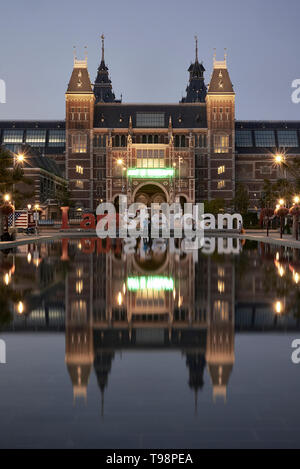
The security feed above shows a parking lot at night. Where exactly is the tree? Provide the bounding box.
[260,179,276,209]
[203,198,225,215]
[233,183,249,214]
[55,185,74,208]
[0,147,33,207]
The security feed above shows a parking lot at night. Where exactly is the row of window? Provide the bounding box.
[236,130,299,147]
[3,129,300,151]
[1,129,65,147]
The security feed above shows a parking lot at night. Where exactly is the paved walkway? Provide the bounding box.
[240,230,300,248]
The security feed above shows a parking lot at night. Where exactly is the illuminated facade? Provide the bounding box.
[1,37,300,212]
[65,36,235,211]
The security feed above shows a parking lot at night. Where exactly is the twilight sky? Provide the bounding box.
[0,0,299,120]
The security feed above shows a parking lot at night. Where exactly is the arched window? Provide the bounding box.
[181,136,186,147]
[121,135,126,147]
[115,135,120,147]
[142,135,147,144]
[175,135,180,147]
[154,135,158,144]
[148,135,153,144]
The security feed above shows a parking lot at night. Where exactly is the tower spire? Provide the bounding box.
[195,35,198,62]
[101,34,105,63]
[94,34,119,103]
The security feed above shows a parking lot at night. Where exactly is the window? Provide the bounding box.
[136,148,165,168]
[71,300,87,322]
[218,180,225,189]
[76,165,83,175]
[254,130,275,147]
[25,129,46,147]
[218,267,225,278]
[2,129,24,144]
[277,130,298,147]
[261,165,272,175]
[218,165,225,174]
[76,280,83,294]
[48,130,66,147]
[75,180,84,189]
[213,300,229,321]
[197,134,207,148]
[72,134,87,153]
[214,134,229,153]
[136,113,165,127]
[218,281,225,293]
[236,130,253,147]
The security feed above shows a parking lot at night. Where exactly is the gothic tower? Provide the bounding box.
[65,52,95,211]
[94,35,120,104]
[181,36,207,103]
[206,51,235,202]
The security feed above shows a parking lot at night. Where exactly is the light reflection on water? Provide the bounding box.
[0,237,300,448]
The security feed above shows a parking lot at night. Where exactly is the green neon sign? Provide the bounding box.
[127,168,174,178]
[127,276,174,291]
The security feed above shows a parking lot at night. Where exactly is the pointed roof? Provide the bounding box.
[66,55,93,94]
[181,36,207,103]
[94,34,120,103]
[207,50,234,94]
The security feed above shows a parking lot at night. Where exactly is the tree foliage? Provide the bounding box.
[234,183,249,214]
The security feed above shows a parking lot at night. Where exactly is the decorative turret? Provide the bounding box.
[207,49,234,94]
[181,36,207,103]
[94,34,120,103]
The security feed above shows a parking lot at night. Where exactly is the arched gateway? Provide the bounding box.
[133,183,169,206]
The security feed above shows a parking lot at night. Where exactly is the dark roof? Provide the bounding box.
[0,121,65,130]
[26,154,64,179]
[181,61,207,104]
[208,66,234,94]
[235,120,300,154]
[94,103,207,129]
[66,63,93,94]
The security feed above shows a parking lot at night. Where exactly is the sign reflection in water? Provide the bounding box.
[1,238,300,414]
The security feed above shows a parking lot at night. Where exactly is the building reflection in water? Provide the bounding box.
[1,238,300,413]
[64,237,235,410]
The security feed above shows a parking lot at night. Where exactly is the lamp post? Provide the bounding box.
[12,153,25,229]
[34,204,39,235]
[275,199,288,239]
[290,196,300,241]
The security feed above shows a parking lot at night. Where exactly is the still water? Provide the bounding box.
[0,237,300,449]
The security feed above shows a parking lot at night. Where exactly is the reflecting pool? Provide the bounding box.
[0,237,300,448]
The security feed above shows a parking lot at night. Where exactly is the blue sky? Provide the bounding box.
[0,0,299,120]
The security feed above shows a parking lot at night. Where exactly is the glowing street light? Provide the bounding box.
[3,194,10,202]
[274,153,285,165]
[274,301,283,315]
[16,153,25,164]
[17,301,24,315]
[117,159,123,166]
[279,199,285,206]
[117,292,123,306]
[294,196,300,204]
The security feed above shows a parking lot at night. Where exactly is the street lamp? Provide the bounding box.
[274,153,284,165]
[4,194,10,202]
[34,204,39,235]
[11,152,25,229]
[294,196,300,204]
[275,199,288,239]
[274,300,283,315]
